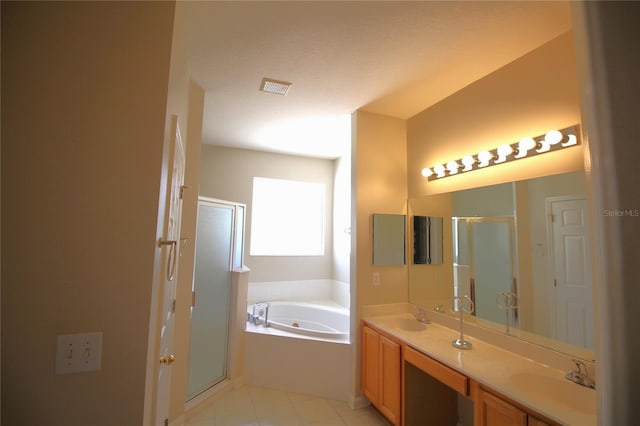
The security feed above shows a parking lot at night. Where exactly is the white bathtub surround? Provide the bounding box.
[244,331,351,402]
[331,280,350,308]
[243,281,352,403]
[228,268,251,386]
[247,279,350,308]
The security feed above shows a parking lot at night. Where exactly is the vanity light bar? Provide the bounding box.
[421,125,581,181]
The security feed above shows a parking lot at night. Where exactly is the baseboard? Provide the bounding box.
[168,414,186,426]
[231,375,245,389]
[349,393,371,410]
[185,379,234,413]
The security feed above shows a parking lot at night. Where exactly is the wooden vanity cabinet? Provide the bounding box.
[363,321,560,426]
[362,323,402,425]
[476,386,556,426]
[477,388,527,426]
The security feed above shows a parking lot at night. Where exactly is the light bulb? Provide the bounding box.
[562,134,578,147]
[446,161,460,175]
[515,137,536,158]
[433,164,446,178]
[537,140,550,153]
[421,167,433,178]
[477,150,493,167]
[461,155,475,171]
[545,130,563,146]
[495,144,513,163]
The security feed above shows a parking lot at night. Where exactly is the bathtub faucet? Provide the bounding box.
[253,302,270,328]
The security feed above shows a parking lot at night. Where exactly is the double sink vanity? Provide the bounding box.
[362,306,596,426]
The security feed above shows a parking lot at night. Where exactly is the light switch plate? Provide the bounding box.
[55,332,103,374]
[373,272,381,286]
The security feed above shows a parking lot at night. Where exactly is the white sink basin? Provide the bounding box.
[394,317,427,331]
[510,372,596,415]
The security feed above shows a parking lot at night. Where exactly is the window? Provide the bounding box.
[250,177,325,256]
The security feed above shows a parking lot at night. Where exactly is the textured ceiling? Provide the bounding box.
[186,1,572,159]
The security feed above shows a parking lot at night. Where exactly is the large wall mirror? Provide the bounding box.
[409,170,594,360]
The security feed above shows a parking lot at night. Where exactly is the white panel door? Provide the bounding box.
[549,197,593,349]
[156,116,186,425]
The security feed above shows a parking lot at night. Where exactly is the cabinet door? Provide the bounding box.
[478,389,527,426]
[379,335,401,425]
[362,325,380,406]
[528,416,552,426]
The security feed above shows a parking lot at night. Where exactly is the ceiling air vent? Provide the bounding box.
[259,78,292,96]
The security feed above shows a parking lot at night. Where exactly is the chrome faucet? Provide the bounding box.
[566,359,596,389]
[252,302,270,327]
[413,307,431,324]
[451,295,474,350]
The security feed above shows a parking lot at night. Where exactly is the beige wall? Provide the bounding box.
[199,145,335,283]
[350,110,407,401]
[333,155,351,284]
[352,110,408,309]
[407,32,584,199]
[514,180,533,332]
[1,2,182,425]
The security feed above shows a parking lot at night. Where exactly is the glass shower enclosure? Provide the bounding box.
[452,216,518,328]
[186,197,245,400]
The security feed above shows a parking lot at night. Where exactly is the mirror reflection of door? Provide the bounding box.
[547,196,593,349]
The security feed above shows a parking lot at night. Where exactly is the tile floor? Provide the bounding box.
[184,385,391,426]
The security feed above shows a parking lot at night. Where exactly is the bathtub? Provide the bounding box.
[248,301,350,341]
[244,300,351,400]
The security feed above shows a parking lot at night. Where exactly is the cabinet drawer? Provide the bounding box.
[404,345,468,395]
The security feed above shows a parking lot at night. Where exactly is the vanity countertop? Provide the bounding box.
[363,312,597,426]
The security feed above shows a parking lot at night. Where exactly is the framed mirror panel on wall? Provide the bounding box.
[372,213,406,265]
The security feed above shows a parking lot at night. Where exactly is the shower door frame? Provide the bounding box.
[186,196,246,401]
[454,216,519,328]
